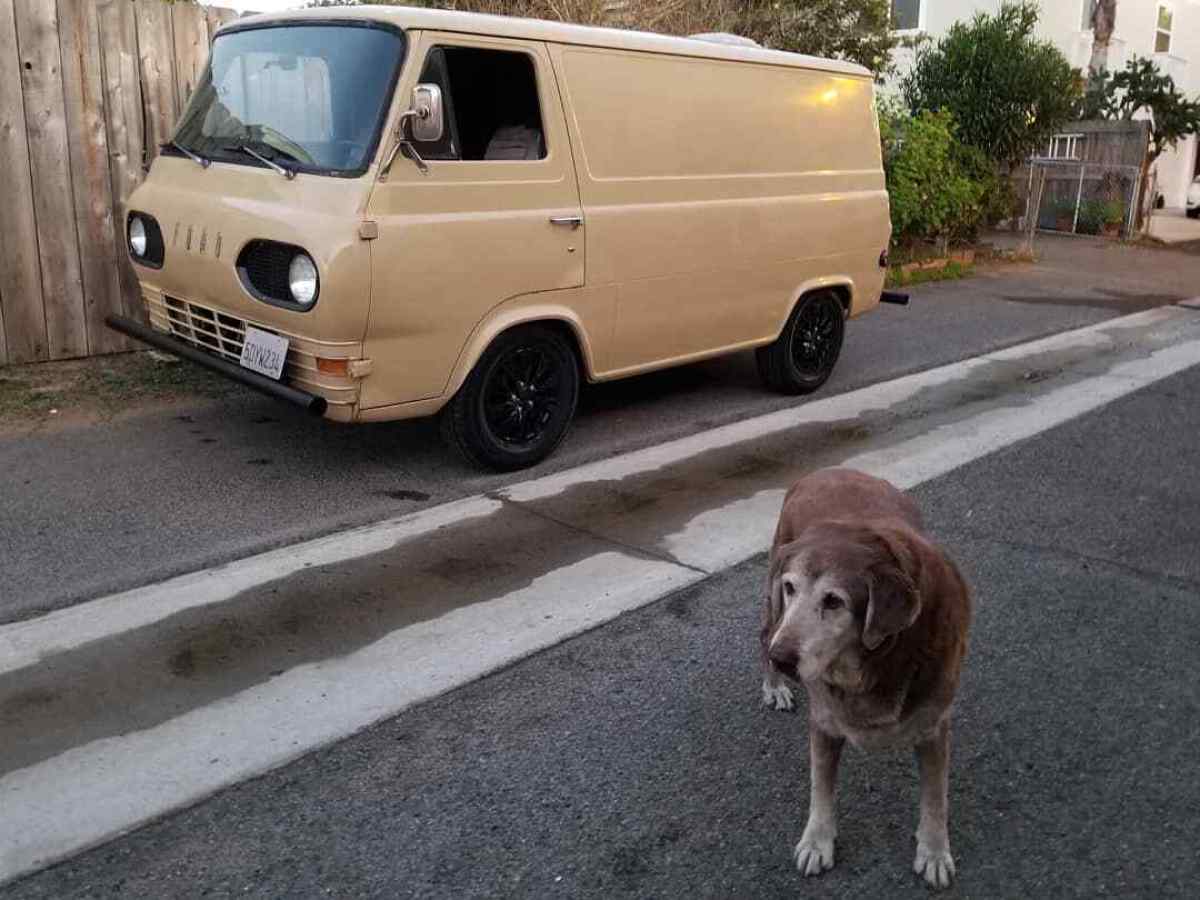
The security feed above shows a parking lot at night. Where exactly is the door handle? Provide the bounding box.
[549,215,583,229]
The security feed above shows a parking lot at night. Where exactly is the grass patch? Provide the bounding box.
[0,351,236,427]
[886,259,975,288]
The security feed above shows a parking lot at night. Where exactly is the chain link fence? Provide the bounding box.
[1022,160,1143,239]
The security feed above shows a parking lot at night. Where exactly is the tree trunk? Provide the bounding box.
[1089,0,1118,75]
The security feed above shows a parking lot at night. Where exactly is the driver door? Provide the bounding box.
[361,32,585,409]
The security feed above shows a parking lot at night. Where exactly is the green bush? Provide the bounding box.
[880,107,993,249]
[1076,199,1124,235]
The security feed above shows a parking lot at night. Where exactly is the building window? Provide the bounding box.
[1047,134,1086,160]
[1156,4,1173,54]
[892,0,922,32]
[1081,0,1096,31]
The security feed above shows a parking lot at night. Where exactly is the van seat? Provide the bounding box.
[483,125,544,160]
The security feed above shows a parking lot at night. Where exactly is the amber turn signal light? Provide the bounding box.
[316,357,349,377]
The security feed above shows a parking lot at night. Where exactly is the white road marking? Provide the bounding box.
[1,553,695,880]
[2,306,1200,885]
[0,496,502,677]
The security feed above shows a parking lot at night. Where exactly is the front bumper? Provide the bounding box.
[112,289,366,421]
[107,315,328,415]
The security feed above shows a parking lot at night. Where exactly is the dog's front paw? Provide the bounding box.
[761,678,795,712]
[794,835,835,877]
[914,842,955,890]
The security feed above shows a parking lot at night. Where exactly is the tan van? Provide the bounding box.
[111,6,898,471]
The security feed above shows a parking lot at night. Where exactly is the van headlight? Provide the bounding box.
[236,241,319,311]
[288,253,318,307]
[126,212,163,268]
[129,217,148,257]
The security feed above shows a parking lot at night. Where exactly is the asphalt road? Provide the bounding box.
[7,362,1198,899]
[3,235,1198,623]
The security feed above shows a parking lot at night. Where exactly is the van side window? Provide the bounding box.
[415,46,546,161]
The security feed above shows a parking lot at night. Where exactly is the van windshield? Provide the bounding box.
[172,23,405,177]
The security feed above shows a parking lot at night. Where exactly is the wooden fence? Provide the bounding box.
[0,0,241,366]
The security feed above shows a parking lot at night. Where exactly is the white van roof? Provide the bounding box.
[226,5,873,79]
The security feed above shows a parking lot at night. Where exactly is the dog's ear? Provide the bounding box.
[862,529,923,650]
[761,551,790,651]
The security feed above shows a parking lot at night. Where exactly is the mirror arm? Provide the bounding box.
[379,109,431,180]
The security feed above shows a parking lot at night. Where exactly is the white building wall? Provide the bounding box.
[886,0,1200,206]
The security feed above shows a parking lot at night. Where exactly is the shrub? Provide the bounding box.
[880,107,992,250]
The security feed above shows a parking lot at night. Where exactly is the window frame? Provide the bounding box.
[409,43,549,164]
[1046,133,1086,161]
[890,0,925,34]
[1155,2,1174,56]
[168,18,408,179]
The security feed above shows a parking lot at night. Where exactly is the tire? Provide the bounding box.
[1187,208,1200,219]
[440,324,580,472]
[756,290,846,395]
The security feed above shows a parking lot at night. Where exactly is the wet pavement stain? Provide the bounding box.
[0,502,637,777]
[502,319,1191,565]
[383,489,431,502]
[1001,291,1182,312]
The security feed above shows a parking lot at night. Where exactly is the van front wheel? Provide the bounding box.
[756,290,845,395]
[441,325,580,472]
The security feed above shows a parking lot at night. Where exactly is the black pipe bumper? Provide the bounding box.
[106,315,328,416]
[880,290,910,306]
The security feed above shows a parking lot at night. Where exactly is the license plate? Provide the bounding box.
[240,327,289,380]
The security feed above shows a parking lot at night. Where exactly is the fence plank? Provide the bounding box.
[14,0,88,360]
[97,0,146,321]
[58,0,127,355]
[136,0,177,164]
[0,0,47,363]
[204,5,238,42]
[171,1,207,110]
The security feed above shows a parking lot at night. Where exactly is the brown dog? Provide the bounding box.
[760,468,971,889]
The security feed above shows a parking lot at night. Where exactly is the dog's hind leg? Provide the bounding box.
[913,719,956,889]
[794,724,843,876]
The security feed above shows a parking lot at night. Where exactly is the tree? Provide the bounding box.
[1088,0,1118,76]
[901,2,1080,170]
[1107,57,1200,162]
[327,1,900,77]
[734,0,899,76]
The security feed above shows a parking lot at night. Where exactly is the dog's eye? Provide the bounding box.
[821,594,844,611]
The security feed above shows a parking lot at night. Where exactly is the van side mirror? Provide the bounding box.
[410,83,444,143]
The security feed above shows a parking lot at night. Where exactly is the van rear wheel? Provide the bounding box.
[756,290,845,395]
[441,325,580,472]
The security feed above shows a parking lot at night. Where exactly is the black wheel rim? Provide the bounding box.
[482,344,564,448]
[790,297,842,377]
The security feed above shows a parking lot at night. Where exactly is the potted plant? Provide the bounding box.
[1052,200,1076,232]
[1101,200,1124,237]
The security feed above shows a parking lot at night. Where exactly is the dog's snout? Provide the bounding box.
[769,644,799,672]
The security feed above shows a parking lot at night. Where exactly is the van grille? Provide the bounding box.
[163,296,254,363]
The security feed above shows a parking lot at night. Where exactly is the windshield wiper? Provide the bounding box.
[163,139,209,169]
[223,143,296,180]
